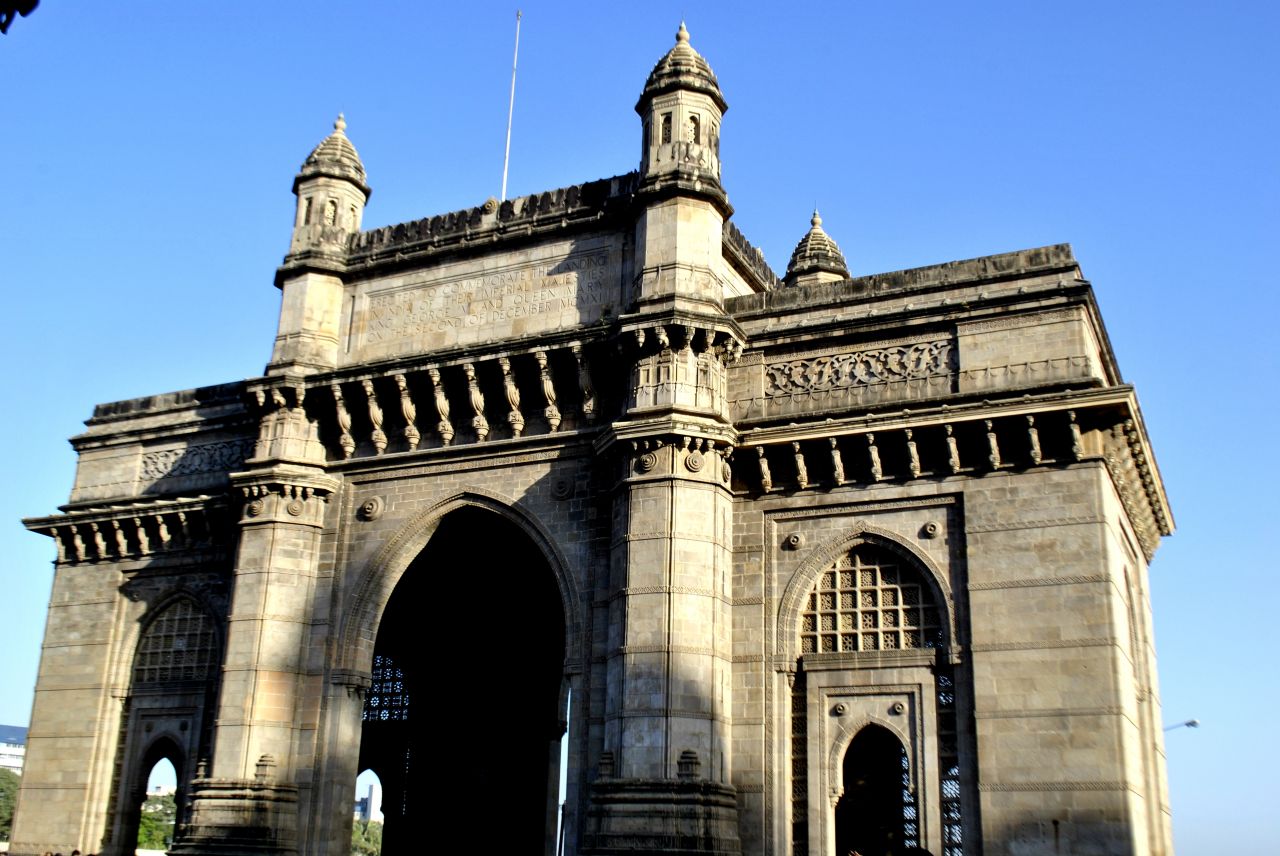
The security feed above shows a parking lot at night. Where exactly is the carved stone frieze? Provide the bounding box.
[765,340,954,398]
[141,440,255,482]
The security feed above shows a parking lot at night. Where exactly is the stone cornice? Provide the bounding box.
[727,243,1080,319]
[24,494,230,565]
[634,169,734,219]
[738,386,1125,443]
[733,387,1173,558]
[231,467,337,528]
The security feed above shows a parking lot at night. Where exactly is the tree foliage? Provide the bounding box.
[0,768,19,842]
[351,819,383,856]
[136,793,177,850]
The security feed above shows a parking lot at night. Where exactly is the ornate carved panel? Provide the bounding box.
[765,340,954,398]
[141,439,255,482]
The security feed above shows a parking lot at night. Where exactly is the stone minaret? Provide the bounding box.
[637,22,725,186]
[289,113,369,252]
[586,25,744,856]
[269,115,370,376]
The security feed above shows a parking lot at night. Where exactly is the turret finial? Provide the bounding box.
[811,209,822,228]
[334,113,346,134]
[676,21,689,44]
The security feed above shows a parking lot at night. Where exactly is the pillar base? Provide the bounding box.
[582,778,742,856]
[167,779,298,856]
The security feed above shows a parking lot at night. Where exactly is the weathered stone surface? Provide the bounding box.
[13,23,1174,856]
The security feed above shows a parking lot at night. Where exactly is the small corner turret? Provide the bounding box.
[289,114,371,256]
[270,115,370,377]
[636,23,726,192]
[627,23,740,317]
[783,210,850,287]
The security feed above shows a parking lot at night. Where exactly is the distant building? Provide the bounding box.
[0,725,26,775]
[353,782,382,824]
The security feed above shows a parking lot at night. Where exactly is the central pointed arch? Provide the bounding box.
[337,488,583,673]
[338,491,578,855]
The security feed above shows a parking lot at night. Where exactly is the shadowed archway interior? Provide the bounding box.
[835,725,918,856]
[359,507,567,855]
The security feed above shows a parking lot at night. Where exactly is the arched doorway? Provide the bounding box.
[359,507,567,855]
[834,725,918,856]
[107,595,220,856]
[135,756,179,852]
[118,741,182,855]
[352,768,383,855]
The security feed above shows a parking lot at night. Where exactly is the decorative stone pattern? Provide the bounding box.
[140,439,255,481]
[133,598,220,685]
[799,546,941,655]
[765,340,954,398]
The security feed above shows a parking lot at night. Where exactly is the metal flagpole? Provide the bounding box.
[501,10,522,202]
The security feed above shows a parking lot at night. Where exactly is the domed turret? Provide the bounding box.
[637,22,726,114]
[636,23,726,183]
[784,210,850,287]
[290,114,371,254]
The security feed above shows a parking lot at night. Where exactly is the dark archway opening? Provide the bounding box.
[360,507,567,855]
[835,725,919,856]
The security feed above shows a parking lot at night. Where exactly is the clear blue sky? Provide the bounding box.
[2,3,1276,852]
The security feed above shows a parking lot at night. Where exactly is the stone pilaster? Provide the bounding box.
[170,379,337,855]
[169,465,335,856]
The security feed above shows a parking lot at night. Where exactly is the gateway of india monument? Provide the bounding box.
[11,24,1174,856]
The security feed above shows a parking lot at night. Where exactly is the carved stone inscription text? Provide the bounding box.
[360,251,615,353]
[765,340,955,396]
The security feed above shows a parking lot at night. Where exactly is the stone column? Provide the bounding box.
[170,384,337,856]
[583,436,739,856]
[584,321,743,855]
[168,466,336,856]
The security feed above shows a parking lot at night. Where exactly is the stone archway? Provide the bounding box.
[116,737,184,856]
[358,506,568,855]
[834,725,917,856]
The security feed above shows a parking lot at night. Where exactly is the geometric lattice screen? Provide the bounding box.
[800,544,942,654]
[362,654,410,722]
[133,597,219,685]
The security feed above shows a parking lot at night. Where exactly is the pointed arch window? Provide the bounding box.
[133,598,219,685]
[799,545,941,654]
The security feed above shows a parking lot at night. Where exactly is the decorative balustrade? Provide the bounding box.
[346,173,639,262]
[247,342,600,463]
[722,220,781,291]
